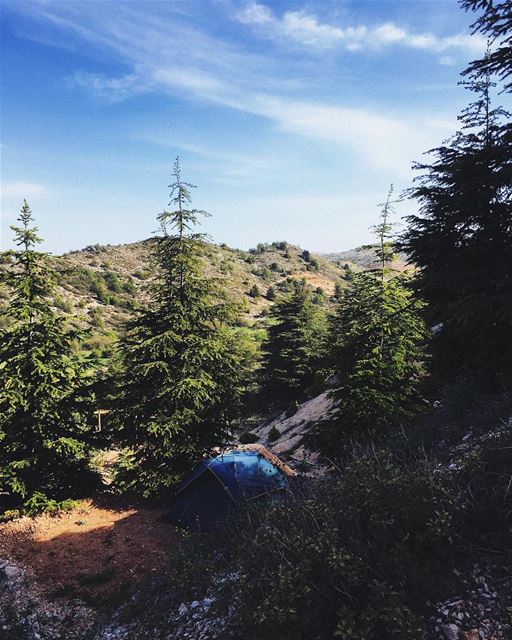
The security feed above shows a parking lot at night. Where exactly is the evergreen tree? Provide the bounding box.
[115,159,245,495]
[401,65,512,387]
[462,0,512,93]
[311,191,428,451]
[0,202,97,515]
[261,279,327,402]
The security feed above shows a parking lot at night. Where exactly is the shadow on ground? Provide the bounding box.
[0,497,180,607]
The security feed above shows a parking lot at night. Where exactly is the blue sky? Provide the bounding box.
[0,0,491,254]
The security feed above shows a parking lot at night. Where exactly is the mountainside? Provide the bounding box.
[2,239,408,355]
[323,246,410,270]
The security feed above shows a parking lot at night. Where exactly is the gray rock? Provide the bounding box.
[441,622,460,640]
[3,564,21,579]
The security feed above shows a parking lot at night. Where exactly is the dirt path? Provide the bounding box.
[0,497,179,606]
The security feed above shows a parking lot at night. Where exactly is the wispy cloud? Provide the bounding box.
[8,2,466,178]
[235,3,485,55]
[249,96,439,176]
[138,137,275,181]
[70,70,153,103]
[2,181,47,200]
[236,3,348,49]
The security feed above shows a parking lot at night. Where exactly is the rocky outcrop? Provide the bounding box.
[249,390,335,468]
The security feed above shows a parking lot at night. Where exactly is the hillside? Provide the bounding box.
[323,246,410,271]
[2,239,408,355]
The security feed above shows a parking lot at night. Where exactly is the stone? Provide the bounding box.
[442,623,461,640]
[3,564,21,579]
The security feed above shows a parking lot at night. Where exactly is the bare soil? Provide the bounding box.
[0,497,179,606]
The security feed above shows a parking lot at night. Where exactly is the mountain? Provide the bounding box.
[0,238,409,355]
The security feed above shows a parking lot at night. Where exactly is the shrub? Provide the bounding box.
[89,306,104,328]
[104,270,122,293]
[239,431,260,444]
[54,296,73,313]
[122,280,137,295]
[285,399,299,417]
[156,450,466,640]
[261,267,272,280]
[267,426,280,442]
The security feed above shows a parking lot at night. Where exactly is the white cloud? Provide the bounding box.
[2,181,47,199]
[250,96,435,177]
[235,4,486,55]
[10,2,464,179]
[373,23,405,45]
[71,71,152,103]
[236,3,273,25]
[279,12,345,48]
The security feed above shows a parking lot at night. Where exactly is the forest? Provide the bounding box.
[1,1,511,638]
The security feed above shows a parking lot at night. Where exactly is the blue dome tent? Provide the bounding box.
[165,444,296,531]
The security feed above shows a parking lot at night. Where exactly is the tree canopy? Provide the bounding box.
[261,279,328,403]
[114,159,247,495]
[0,202,98,515]
[401,64,512,387]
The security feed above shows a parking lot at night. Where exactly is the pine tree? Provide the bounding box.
[261,279,328,402]
[462,0,512,93]
[401,64,512,387]
[115,159,245,495]
[311,191,428,451]
[0,202,97,515]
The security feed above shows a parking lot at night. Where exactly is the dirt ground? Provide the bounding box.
[0,497,179,605]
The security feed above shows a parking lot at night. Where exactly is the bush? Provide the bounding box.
[261,267,272,281]
[133,269,151,280]
[54,296,73,313]
[104,270,122,293]
[156,449,467,640]
[285,399,299,417]
[122,280,137,295]
[267,426,280,442]
[89,306,104,328]
[239,431,260,444]
[90,279,110,304]
[112,409,512,639]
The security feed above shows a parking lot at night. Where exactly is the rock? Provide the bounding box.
[442,623,461,640]
[2,564,21,579]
